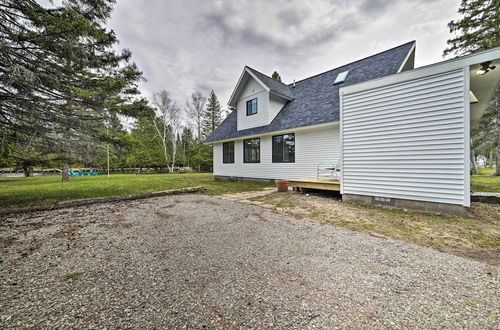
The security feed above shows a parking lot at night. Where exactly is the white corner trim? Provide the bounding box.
[463,67,471,207]
[339,90,344,194]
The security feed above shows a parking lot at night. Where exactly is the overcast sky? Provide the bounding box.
[106,0,459,110]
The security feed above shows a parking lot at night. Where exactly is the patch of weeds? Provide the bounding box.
[275,199,296,208]
[464,299,477,307]
[64,272,83,280]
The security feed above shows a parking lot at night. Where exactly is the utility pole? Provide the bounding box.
[106,120,110,178]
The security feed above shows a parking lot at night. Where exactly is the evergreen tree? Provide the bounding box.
[201,90,223,139]
[443,0,500,57]
[0,0,148,175]
[272,71,282,82]
[190,143,213,172]
[444,0,500,175]
[179,128,195,166]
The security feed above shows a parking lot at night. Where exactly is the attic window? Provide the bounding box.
[334,70,349,85]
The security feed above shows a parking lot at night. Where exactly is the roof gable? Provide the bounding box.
[227,67,294,107]
[207,41,416,143]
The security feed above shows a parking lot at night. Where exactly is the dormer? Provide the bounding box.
[228,66,294,131]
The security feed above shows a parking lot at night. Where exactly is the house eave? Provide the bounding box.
[227,67,271,107]
[340,46,500,96]
[204,121,339,144]
[269,90,294,101]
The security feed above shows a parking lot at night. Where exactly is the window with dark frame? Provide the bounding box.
[246,98,258,116]
[222,141,234,163]
[243,138,260,163]
[272,133,295,163]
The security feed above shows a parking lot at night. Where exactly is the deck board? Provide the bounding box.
[288,178,340,191]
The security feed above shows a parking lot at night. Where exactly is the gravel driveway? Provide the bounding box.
[0,195,498,328]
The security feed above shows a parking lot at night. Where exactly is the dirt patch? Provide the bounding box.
[249,191,500,266]
[53,226,82,239]
[0,236,17,248]
[96,213,134,229]
[188,199,220,206]
[155,211,173,219]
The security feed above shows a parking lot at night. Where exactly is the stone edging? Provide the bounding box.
[0,186,206,216]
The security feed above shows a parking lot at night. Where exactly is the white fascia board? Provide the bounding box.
[227,68,248,107]
[340,46,500,95]
[205,121,339,144]
[397,42,416,73]
[244,68,271,93]
[269,90,294,101]
[227,67,271,107]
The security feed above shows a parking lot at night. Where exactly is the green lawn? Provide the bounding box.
[471,167,500,193]
[0,173,273,208]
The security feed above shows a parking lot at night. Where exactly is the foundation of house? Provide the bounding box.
[214,175,275,184]
[342,193,468,217]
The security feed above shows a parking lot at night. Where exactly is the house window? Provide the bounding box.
[272,133,295,163]
[246,98,258,116]
[223,142,234,163]
[243,138,260,163]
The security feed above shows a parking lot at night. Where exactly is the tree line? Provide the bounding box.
[1,0,498,177]
[98,89,224,174]
[0,0,223,175]
[444,0,499,175]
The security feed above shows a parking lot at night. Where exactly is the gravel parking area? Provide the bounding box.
[0,195,498,328]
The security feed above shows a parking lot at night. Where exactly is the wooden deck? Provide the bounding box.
[288,178,340,191]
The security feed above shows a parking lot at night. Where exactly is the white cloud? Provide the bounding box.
[107,0,460,112]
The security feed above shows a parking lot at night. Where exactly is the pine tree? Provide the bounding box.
[443,0,500,57]
[201,90,222,139]
[444,0,500,175]
[0,0,148,175]
[272,71,282,82]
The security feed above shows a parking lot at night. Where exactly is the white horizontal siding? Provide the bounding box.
[237,78,269,131]
[214,125,340,180]
[341,68,469,206]
[269,94,287,122]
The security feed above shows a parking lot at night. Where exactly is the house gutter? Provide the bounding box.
[204,121,339,144]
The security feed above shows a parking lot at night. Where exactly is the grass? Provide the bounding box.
[471,167,500,193]
[249,191,500,265]
[0,173,273,208]
[64,272,84,280]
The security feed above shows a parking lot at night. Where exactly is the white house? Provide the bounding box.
[205,41,500,215]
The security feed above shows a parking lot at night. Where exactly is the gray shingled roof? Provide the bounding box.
[246,67,294,100]
[205,41,415,143]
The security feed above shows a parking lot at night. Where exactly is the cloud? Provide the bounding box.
[204,0,365,51]
[106,0,459,118]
